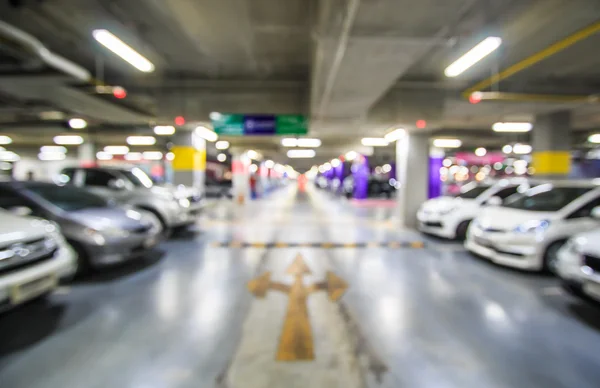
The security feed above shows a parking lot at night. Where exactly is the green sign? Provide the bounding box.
[212,114,308,136]
[212,114,244,135]
[276,115,308,135]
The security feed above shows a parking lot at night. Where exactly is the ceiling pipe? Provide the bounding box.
[0,20,91,82]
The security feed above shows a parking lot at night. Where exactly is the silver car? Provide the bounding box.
[59,167,204,232]
[0,181,162,274]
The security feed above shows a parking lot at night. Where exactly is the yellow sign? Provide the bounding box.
[247,254,349,361]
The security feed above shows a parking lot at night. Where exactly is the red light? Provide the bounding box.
[175,116,186,126]
[416,120,427,129]
[469,91,482,104]
[112,86,127,99]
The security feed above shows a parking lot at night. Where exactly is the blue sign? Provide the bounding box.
[244,115,276,135]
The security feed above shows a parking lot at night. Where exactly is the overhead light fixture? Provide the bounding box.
[502,144,513,154]
[361,138,389,147]
[104,145,130,155]
[217,153,227,162]
[125,152,143,161]
[166,152,175,161]
[297,138,321,147]
[209,112,222,121]
[265,160,275,168]
[444,37,502,77]
[281,138,298,147]
[143,151,163,160]
[287,149,316,158]
[195,126,218,142]
[433,138,462,148]
[246,150,261,160]
[38,152,66,161]
[384,128,406,142]
[154,125,176,135]
[40,111,65,120]
[331,158,341,167]
[40,146,67,153]
[127,136,156,146]
[588,134,600,143]
[492,122,533,133]
[96,151,113,161]
[475,147,487,157]
[68,118,87,129]
[513,143,532,155]
[0,135,12,145]
[54,135,83,145]
[215,140,230,150]
[92,29,155,72]
[0,151,19,162]
[345,151,358,161]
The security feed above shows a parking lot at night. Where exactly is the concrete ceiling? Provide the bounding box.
[0,0,599,168]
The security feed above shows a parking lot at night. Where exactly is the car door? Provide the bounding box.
[552,196,600,241]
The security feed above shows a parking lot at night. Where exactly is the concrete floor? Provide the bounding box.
[1,185,600,387]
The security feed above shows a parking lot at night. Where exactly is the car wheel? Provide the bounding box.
[137,207,170,237]
[544,240,567,273]
[67,240,91,276]
[455,220,472,241]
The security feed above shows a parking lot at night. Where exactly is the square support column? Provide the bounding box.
[396,133,429,228]
[171,131,206,191]
[532,110,571,177]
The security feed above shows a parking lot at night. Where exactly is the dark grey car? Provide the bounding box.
[0,181,162,273]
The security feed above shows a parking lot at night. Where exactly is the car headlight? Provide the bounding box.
[178,198,191,208]
[83,228,106,245]
[513,220,550,234]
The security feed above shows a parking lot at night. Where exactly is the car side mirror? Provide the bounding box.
[486,196,502,207]
[10,206,32,217]
[591,207,600,219]
[108,178,127,190]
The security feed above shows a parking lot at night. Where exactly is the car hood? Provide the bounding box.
[66,207,151,231]
[0,212,49,246]
[475,206,557,231]
[420,196,475,212]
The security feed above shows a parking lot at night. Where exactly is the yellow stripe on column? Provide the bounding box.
[171,146,206,171]
[532,151,570,175]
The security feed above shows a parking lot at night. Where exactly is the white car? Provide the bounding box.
[417,179,532,240]
[466,181,600,272]
[0,209,77,312]
[556,225,600,302]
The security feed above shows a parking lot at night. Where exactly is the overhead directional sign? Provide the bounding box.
[247,254,349,361]
[212,114,308,136]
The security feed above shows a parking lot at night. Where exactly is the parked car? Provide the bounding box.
[557,223,600,302]
[342,176,396,199]
[465,181,600,272]
[417,178,534,240]
[0,181,162,274]
[59,166,204,232]
[0,209,76,311]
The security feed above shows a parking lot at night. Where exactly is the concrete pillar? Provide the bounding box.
[396,133,429,228]
[532,110,571,177]
[78,142,96,167]
[171,131,206,191]
[231,149,250,204]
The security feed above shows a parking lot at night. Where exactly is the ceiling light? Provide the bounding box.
[384,128,406,142]
[92,29,155,72]
[246,150,261,160]
[513,143,532,155]
[54,135,83,145]
[166,152,175,161]
[0,136,12,145]
[502,144,513,154]
[143,151,163,160]
[433,139,462,148]
[127,136,156,146]
[68,118,87,129]
[265,160,275,168]
[40,146,67,153]
[215,140,230,150]
[154,125,175,135]
[297,138,321,147]
[217,153,227,162]
[96,151,113,160]
[39,111,65,120]
[210,112,222,121]
[38,152,66,161]
[475,147,487,157]
[104,145,129,155]
[125,152,143,161]
[361,138,389,147]
[195,126,218,142]
[492,122,533,132]
[0,151,19,162]
[588,134,600,143]
[287,149,316,158]
[444,37,502,77]
[345,151,358,161]
[281,138,298,147]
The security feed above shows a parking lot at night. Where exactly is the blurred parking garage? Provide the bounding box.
[1,0,600,387]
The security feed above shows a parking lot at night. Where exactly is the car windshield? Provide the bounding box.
[455,184,491,199]
[502,185,592,212]
[121,168,153,188]
[27,184,109,211]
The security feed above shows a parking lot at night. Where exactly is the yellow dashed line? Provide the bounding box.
[251,242,267,248]
[321,242,334,249]
[410,241,425,249]
[275,242,289,248]
[343,243,357,248]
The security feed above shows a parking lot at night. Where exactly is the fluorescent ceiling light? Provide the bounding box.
[92,29,155,72]
[433,138,462,148]
[0,136,12,145]
[281,138,298,147]
[0,151,19,162]
[40,111,65,120]
[154,125,175,135]
[195,126,218,142]
[513,143,532,155]
[96,151,113,160]
[215,140,230,150]
[361,138,389,147]
[588,134,600,144]
[444,37,502,77]
[40,146,67,153]
[104,145,129,155]
[54,135,83,145]
[384,128,406,142]
[127,136,156,146]
[492,122,533,133]
[143,151,163,160]
[287,149,316,158]
[38,152,66,161]
[297,138,321,147]
[125,152,143,161]
[210,112,222,121]
[68,118,87,129]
